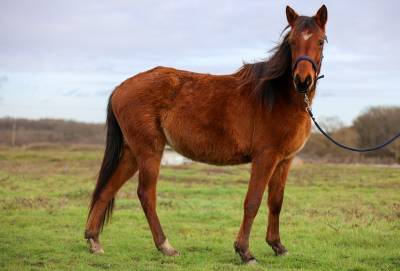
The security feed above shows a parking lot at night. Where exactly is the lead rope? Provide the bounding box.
[304,94,400,153]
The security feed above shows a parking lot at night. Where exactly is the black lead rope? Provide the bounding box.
[293,41,399,153]
[304,94,400,153]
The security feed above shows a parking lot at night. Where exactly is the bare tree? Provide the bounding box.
[353,106,400,160]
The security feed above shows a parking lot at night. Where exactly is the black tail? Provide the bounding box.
[88,94,123,231]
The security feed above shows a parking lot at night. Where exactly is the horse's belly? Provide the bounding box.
[161,125,250,165]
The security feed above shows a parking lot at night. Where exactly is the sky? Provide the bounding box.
[0,0,399,124]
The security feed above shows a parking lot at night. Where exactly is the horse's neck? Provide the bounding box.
[252,82,314,126]
[284,82,316,110]
[241,76,316,130]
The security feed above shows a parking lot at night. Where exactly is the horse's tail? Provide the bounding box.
[88,93,123,231]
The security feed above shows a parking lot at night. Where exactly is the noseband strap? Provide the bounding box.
[292,55,319,73]
[292,54,325,82]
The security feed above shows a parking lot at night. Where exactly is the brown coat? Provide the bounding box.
[85,4,328,264]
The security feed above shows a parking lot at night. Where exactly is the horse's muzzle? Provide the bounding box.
[294,74,313,93]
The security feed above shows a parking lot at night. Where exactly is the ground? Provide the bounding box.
[0,147,399,271]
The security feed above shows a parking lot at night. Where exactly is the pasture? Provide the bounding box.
[0,147,399,271]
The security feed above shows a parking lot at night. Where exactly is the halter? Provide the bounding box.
[291,35,328,90]
[292,54,325,84]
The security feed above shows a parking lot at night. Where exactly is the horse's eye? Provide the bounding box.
[318,40,324,47]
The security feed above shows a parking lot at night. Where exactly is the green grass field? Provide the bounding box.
[0,147,399,271]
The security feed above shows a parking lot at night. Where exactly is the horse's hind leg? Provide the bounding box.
[136,149,179,256]
[85,145,137,253]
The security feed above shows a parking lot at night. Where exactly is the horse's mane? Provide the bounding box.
[236,17,318,109]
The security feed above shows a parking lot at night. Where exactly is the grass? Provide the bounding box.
[0,147,399,271]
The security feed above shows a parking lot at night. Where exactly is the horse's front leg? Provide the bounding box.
[266,158,292,256]
[234,152,280,264]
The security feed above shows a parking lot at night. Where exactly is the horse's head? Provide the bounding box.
[286,5,328,93]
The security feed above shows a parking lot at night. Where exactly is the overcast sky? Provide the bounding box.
[1,0,399,124]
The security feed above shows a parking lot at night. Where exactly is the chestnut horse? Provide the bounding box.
[85,5,328,264]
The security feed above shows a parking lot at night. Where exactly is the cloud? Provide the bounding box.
[62,89,90,98]
[1,1,400,123]
[0,75,8,88]
[62,89,114,98]
[1,1,400,75]
[95,90,112,97]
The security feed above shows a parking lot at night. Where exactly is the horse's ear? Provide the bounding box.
[314,5,328,29]
[286,6,299,27]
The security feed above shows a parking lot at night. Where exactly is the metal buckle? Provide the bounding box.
[304,94,311,112]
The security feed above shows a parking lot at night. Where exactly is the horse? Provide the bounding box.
[85,5,328,264]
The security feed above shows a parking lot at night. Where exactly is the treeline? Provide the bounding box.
[0,106,399,163]
[0,118,105,147]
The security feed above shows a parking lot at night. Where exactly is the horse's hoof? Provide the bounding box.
[158,239,180,256]
[278,249,288,256]
[268,240,288,256]
[246,258,258,265]
[88,238,104,254]
[92,248,105,254]
[234,241,257,264]
[274,245,288,256]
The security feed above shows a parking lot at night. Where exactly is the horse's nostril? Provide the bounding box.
[294,74,312,92]
[305,75,312,87]
[294,74,301,85]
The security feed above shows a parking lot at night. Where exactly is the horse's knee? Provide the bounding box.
[268,203,282,215]
[244,200,260,218]
[268,194,284,214]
